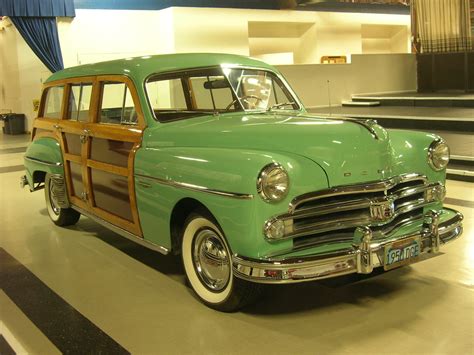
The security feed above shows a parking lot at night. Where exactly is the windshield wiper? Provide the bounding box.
[267,102,296,111]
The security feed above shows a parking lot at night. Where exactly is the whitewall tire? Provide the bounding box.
[45,173,80,226]
[181,212,263,312]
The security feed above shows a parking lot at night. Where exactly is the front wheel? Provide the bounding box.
[45,174,80,226]
[181,213,263,312]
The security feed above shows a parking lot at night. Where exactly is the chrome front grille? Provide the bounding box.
[264,174,445,248]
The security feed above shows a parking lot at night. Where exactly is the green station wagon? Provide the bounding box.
[22,53,463,311]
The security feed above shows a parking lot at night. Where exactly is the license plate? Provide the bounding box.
[384,236,421,270]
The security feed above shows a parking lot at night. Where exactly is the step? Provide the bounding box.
[446,160,474,182]
[451,155,474,162]
[352,94,474,108]
[341,100,380,107]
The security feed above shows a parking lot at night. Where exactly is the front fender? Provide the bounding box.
[134,147,329,258]
[388,129,446,184]
[24,137,63,189]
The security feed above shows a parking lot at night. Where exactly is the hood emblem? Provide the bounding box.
[370,198,395,221]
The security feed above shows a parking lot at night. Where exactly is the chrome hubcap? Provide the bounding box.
[49,181,61,215]
[193,229,230,292]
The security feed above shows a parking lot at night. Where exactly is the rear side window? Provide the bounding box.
[68,83,92,122]
[43,86,64,119]
[99,82,137,125]
[147,78,187,110]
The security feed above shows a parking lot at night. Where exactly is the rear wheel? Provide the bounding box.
[45,173,80,226]
[181,212,263,312]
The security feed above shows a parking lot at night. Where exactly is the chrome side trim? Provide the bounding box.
[233,209,463,284]
[71,205,170,255]
[24,156,63,167]
[135,174,253,200]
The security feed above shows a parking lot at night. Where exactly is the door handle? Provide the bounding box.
[80,129,91,144]
[53,124,62,131]
[137,180,152,188]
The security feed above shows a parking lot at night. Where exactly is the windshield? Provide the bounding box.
[145,67,299,122]
[224,68,299,112]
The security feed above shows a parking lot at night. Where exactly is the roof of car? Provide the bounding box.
[45,53,277,83]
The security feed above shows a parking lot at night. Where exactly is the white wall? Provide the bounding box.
[169,8,411,64]
[390,26,409,53]
[0,7,413,131]
[0,19,21,115]
[172,8,250,55]
[57,9,173,67]
[361,24,410,55]
[277,53,417,108]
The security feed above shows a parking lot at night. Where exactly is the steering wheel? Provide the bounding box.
[226,95,263,111]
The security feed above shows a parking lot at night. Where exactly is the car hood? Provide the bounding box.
[147,112,394,186]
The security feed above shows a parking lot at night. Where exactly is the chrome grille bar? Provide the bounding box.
[264,174,445,243]
[288,173,427,213]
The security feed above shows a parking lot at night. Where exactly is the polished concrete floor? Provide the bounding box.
[1,133,473,354]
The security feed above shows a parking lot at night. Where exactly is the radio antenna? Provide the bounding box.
[327,79,332,116]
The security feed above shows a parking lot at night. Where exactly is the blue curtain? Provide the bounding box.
[10,17,64,73]
[0,0,75,17]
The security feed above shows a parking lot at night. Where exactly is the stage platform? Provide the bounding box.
[308,93,473,182]
[348,91,474,108]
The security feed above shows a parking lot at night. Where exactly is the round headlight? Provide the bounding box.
[428,140,450,171]
[257,163,289,203]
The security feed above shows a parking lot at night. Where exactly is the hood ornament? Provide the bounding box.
[298,113,380,140]
[338,117,380,140]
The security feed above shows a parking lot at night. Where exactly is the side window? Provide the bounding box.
[146,78,187,111]
[99,82,137,125]
[67,83,93,121]
[43,86,64,119]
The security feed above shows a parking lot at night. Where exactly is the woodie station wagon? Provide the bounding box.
[22,53,463,311]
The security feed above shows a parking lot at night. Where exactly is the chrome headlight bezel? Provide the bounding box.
[257,163,289,203]
[428,139,450,171]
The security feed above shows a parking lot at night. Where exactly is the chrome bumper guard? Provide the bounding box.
[233,209,463,284]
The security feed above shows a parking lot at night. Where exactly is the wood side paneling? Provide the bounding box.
[91,169,133,221]
[33,74,146,237]
[64,133,82,155]
[90,138,133,167]
[69,161,83,197]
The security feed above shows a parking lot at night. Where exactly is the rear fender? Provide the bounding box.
[24,137,64,190]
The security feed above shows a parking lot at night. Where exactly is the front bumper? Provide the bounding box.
[233,208,463,284]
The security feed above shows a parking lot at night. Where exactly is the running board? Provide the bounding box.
[71,205,170,255]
